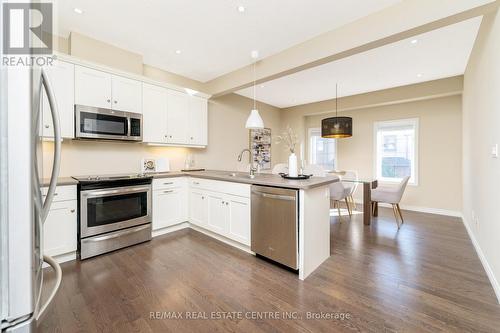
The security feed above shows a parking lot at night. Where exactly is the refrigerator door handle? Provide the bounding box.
[40,68,61,222]
[34,68,63,321]
[35,255,62,321]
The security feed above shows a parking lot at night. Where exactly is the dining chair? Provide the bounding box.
[342,170,359,212]
[271,163,288,175]
[371,176,410,229]
[303,164,327,177]
[329,181,352,221]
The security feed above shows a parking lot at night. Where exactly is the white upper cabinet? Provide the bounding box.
[75,65,112,109]
[41,60,75,139]
[75,65,142,114]
[142,83,168,143]
[166,90,189,144]
[188,96,208,146]
[111,75,142,113]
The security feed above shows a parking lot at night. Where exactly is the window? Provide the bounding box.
[309,128,336,171]
[374,118,418,185]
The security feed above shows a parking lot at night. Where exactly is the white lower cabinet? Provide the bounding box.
[189,189,208,228]
[43,186,77,257]
[188,180,251,246]
[226,195,251,246]
[207,192,228,235]
[152,185,188,230]
[152,178,188,230]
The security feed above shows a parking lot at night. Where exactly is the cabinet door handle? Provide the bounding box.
[114,100,117,104]
[164,134,168,138]
[44,124,50,129]
[201,196,204,199]
[193,181,200,185]
[225,202,229,206]
[107,99,111,103]
[163,182,173,185]
[70,209,75,213]
[190,136,194,140]
[163,190,174,193]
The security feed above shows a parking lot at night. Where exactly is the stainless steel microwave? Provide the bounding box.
[75,105,142,141]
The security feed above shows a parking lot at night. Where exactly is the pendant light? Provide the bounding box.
[321,84,352,138]
[245,50,264,129]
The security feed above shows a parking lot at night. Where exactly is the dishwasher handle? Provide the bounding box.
[251,190,296,201]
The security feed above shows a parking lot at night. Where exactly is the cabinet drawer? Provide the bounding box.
[41,185,77,202]
[153,177,187,190]
[189,178,250,198]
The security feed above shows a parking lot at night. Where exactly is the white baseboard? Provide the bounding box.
[152,222,189,237]
[461,216,500,304]
[43,251,76,267]
[152,221,253,254]
[353,200,462,217]
[189,224,253,254]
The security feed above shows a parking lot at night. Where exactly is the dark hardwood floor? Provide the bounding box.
[39,207,500,333]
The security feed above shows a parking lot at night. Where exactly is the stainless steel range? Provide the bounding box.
[72,173,153,259]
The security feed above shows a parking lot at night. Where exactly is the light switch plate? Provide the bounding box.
[492,144,498,158]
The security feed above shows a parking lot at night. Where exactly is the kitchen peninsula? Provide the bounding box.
[153,170,340,280]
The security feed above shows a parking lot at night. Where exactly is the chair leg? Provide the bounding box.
[349,196,356,211]
[345,198,352,218]
[392,204,401,229]
[396,204,404,224]
[336,201,342,222]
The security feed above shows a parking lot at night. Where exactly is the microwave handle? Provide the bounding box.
[127,117,131,137]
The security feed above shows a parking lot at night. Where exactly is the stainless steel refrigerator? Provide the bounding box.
[1,2,63,331]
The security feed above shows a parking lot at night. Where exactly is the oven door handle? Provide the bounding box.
[86,224,150,242]
[82,185,151,198]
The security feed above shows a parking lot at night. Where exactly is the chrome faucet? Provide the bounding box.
[237,149,257,178]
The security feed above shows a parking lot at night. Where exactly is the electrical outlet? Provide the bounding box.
[492,144,498,158]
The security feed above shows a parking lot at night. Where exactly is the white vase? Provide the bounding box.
[288,153,298,177]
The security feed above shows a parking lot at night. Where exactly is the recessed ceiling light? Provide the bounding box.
[417,73,423,78]
[175,50,181,54]
[411,39,418,44]
[237,5,245,13]
[73,8,84,14]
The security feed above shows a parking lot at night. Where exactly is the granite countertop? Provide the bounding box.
[57,170,338,190]
[152,170,339,190]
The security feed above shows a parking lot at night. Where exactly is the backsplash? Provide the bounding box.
[42,140,191,178]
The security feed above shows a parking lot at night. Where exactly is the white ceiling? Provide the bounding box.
[236,17,482,108]
[54,0,402,82]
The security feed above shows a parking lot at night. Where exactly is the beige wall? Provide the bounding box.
[54,32,206,92]
[43,141,190,178]
[43,93,281,177]
[194,94,282,171]
[278,76,463,163]
[303,96,462,212]
[462,9,500,300]
[45,32,281,176]
[69,32,144,75]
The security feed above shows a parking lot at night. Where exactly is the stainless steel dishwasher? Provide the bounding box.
[251,185,298,270]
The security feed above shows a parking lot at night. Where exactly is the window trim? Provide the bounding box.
[308,127,337,171]
[373,118,419,186]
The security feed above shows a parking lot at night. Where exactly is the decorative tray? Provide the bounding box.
[279,173,312,180]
